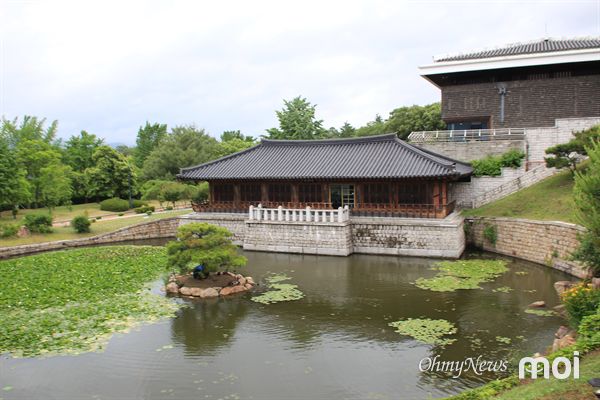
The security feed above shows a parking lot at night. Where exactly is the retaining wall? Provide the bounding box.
[466,217,589,278]
[0,217,180,259]
[416,140,525,162]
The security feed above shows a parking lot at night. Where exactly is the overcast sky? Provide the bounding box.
[1,0,599,144]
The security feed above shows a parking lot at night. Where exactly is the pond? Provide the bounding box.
[0,244,575,400]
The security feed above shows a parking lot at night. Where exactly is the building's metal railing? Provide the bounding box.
[249,204,350,223]
[408,128,526,143]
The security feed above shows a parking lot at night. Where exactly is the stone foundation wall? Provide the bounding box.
[244,221,352,256]
[0,217,180,259]
[466,217,589,278]
[416,140,525,162]
[351,213,465,258]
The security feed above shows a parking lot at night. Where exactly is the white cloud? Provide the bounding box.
[1,0,598,143]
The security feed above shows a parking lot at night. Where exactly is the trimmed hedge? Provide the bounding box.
[24,214,53,233]
[134,205,155,214]
[471,150,525,177]
[71,215,91,233]
[99,198,129,212]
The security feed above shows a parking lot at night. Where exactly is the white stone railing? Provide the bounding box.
[248,205,350,223]
[408,128,526,143]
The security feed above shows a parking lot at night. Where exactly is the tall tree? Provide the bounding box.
[142,125,219,180]
[338,122,356,138]
[1,116,59,147]
[39,164,73,212]
[266,96,326,140]
[15,140,62,207]
[0,139,31,213]
[134,122,167,168]
[85,146,136,200]
[355,114,386,137]
[220,130,254,143]
[384,103,445,139]
[63,130,104,171]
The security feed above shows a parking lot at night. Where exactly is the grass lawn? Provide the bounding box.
[0,200,190,224]
[0,209,190,247]
[0,246,179,357]
[494,350,600,400]
[462,169,579,224]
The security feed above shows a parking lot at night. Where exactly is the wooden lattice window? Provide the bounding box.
[213,183,234,202]
[240,183,261,202]
[363,183,390,204]
[298,183,322,203]
[268,183,291,203]
[397,182,432,204]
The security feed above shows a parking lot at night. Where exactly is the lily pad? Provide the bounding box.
[493,286,513,293]
[525,309,556,317]
[495,336,512,344]
[388,318,457,346]
[414,260,508,292]
[251,274,304,304]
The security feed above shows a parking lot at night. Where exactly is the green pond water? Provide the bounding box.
[0,244,576,400]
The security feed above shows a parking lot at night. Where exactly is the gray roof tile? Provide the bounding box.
[178,134,472,181]
[435,37,600,62]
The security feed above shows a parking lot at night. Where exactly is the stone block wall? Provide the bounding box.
[244,221,352,256]
[451,166,526,208]
[351,213,465,258]
[466,217,589,278]
[0,217,180,259]
[526,117,600,163]
[417,140,525,162]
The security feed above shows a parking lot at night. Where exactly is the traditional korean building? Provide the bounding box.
[178,133,472,219]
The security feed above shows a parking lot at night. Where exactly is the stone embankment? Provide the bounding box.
[165,272,257,298]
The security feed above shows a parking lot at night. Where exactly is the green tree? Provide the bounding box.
[63,131,104,171]
[215,137,255,157]
[142,125,219,180]
[572,140,600,276]
[1,115,58,147]
[338,122,356,138]
[166,223,247,275]
[0,139,31,214]
[15,140,62,207]
[220,130,254,143]
[266,96,326,140]
[134,122,167,168]
[384,103,445,140]
[545,125,600,173]
[355,114,386,137]
[85,146,136,200]
[39,164,73,212]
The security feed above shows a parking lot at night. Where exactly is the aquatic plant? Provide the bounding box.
[0,246,180,357]
[414,259,508,292]
[251,274,304,304]
[524,309,556,317]
[388,318,457,346]
[492,286,513,293]
[495,336,512,344]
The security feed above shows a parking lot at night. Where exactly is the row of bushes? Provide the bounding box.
[99,198,148,212]
[471,149,525,177]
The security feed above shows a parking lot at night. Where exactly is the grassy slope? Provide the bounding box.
[462,169,578,224]
[495,351,600,400]
[0,209,190,247]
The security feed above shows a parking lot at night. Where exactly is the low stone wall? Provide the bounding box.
[466,217,589,278]
[352,212,465,258]
[244,220,352,256]
[415,140,525,162]
[0,217,180,259]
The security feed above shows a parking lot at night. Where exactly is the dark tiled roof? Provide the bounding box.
[178,134,472,181]
[435,37,600,62]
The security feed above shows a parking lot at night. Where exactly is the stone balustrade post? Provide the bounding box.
[249,205,254,220]
[278,206,283,221]
[337,207,343,222]
[306,206,311,222]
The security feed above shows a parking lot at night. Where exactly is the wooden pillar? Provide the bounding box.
[291,183,299,206]
[432,181,440,207]
[355,183,363,208]
[441,180,447,205]
[392,182,399,208]
[209,182,215,203]
[322,183,329,206]
[261,183,269,204]
[233,183,241,209]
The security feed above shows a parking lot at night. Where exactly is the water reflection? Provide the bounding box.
[0,247,576,400]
